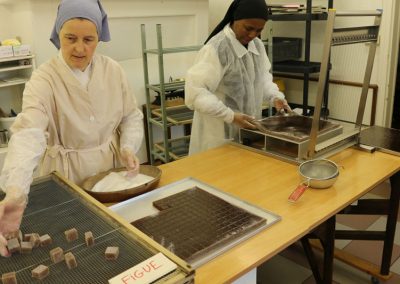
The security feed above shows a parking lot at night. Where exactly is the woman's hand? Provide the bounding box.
[273,98,292,114]
[120,148,140,178]
[0,188,27,257]
[233,113,257,129]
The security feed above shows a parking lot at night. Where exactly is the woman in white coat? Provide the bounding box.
[185,0,290,155]
[0,0,143,256]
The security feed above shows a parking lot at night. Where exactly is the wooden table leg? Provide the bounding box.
[381,171,400,274]
[301,215,336,284]
[310,171,400,281]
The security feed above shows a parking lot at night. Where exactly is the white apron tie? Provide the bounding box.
[45,136,114,180]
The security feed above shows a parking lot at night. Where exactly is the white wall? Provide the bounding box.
[208,0,230,33]
[0,0,209,165]
[327,0,398,126]
[0,5,11,38]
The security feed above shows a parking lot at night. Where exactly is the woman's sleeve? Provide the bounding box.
[0,73,49,195]
[118,67,144,154]
[185,45,235,123]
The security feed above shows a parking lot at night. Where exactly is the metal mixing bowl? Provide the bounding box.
[299,159,339,189]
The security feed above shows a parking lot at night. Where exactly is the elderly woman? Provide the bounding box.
[185,0,291,155]
[0,0,143,256]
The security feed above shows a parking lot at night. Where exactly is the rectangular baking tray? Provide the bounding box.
[111,177,281,268]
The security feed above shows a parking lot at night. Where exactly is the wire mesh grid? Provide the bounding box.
[0,176,188,283]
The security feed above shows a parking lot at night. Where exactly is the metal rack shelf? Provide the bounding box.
[0,64,33,73]
[147,80,185,92]
[273,60,321,74]
[0,54,36,156]
[0,77,29,87]
[144,45,202,55]
[0,54,34,63]
[153,136,191,161]
[267,0,334,115]
[141,24,200,164]
[269,12,328,21]
[151,105,193,125]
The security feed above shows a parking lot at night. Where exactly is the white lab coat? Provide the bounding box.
[185,25,284,155]
[0,54,143,195]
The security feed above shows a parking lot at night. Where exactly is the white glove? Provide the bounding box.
[273,98,292,113]
[0,187,27,257]
[120,148,140,178]
[232,113,257,129]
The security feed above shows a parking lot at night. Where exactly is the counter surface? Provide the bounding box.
[156,144,400,283]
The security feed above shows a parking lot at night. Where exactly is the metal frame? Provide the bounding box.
[307,9,382,159]
[1,172,194,283]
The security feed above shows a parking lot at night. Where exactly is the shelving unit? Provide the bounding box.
[0,54,36,169]
[0,54,36,117]
[267,0,334,115]
[141,24,201,164]
[0,55,35,88]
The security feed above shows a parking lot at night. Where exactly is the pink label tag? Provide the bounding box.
[288,184,308,202]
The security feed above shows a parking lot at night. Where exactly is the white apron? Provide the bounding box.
[8,54,140,186]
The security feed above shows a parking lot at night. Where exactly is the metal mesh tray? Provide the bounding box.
[0,173,193,284]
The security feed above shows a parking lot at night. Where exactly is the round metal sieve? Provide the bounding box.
[299,159,339,180]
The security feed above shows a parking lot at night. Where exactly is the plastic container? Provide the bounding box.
[272,37,302,62]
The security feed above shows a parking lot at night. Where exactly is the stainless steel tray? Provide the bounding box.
[239,115,356,162]
[360,126,400,157]
[253,115,342,142]
[111,177,281,268]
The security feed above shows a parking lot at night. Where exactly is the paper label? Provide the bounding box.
[108,253,177,284]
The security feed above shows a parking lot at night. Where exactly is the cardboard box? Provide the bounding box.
[0,45,13,58]
[13,44,31,56]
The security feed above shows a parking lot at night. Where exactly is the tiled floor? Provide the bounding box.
[257,180,400,284]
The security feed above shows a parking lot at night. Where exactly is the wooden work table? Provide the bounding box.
[155,144,400,283]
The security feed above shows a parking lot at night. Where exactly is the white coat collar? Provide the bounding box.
[58,51,94,73]
[58,51,93,89]
[223,25,260,58]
